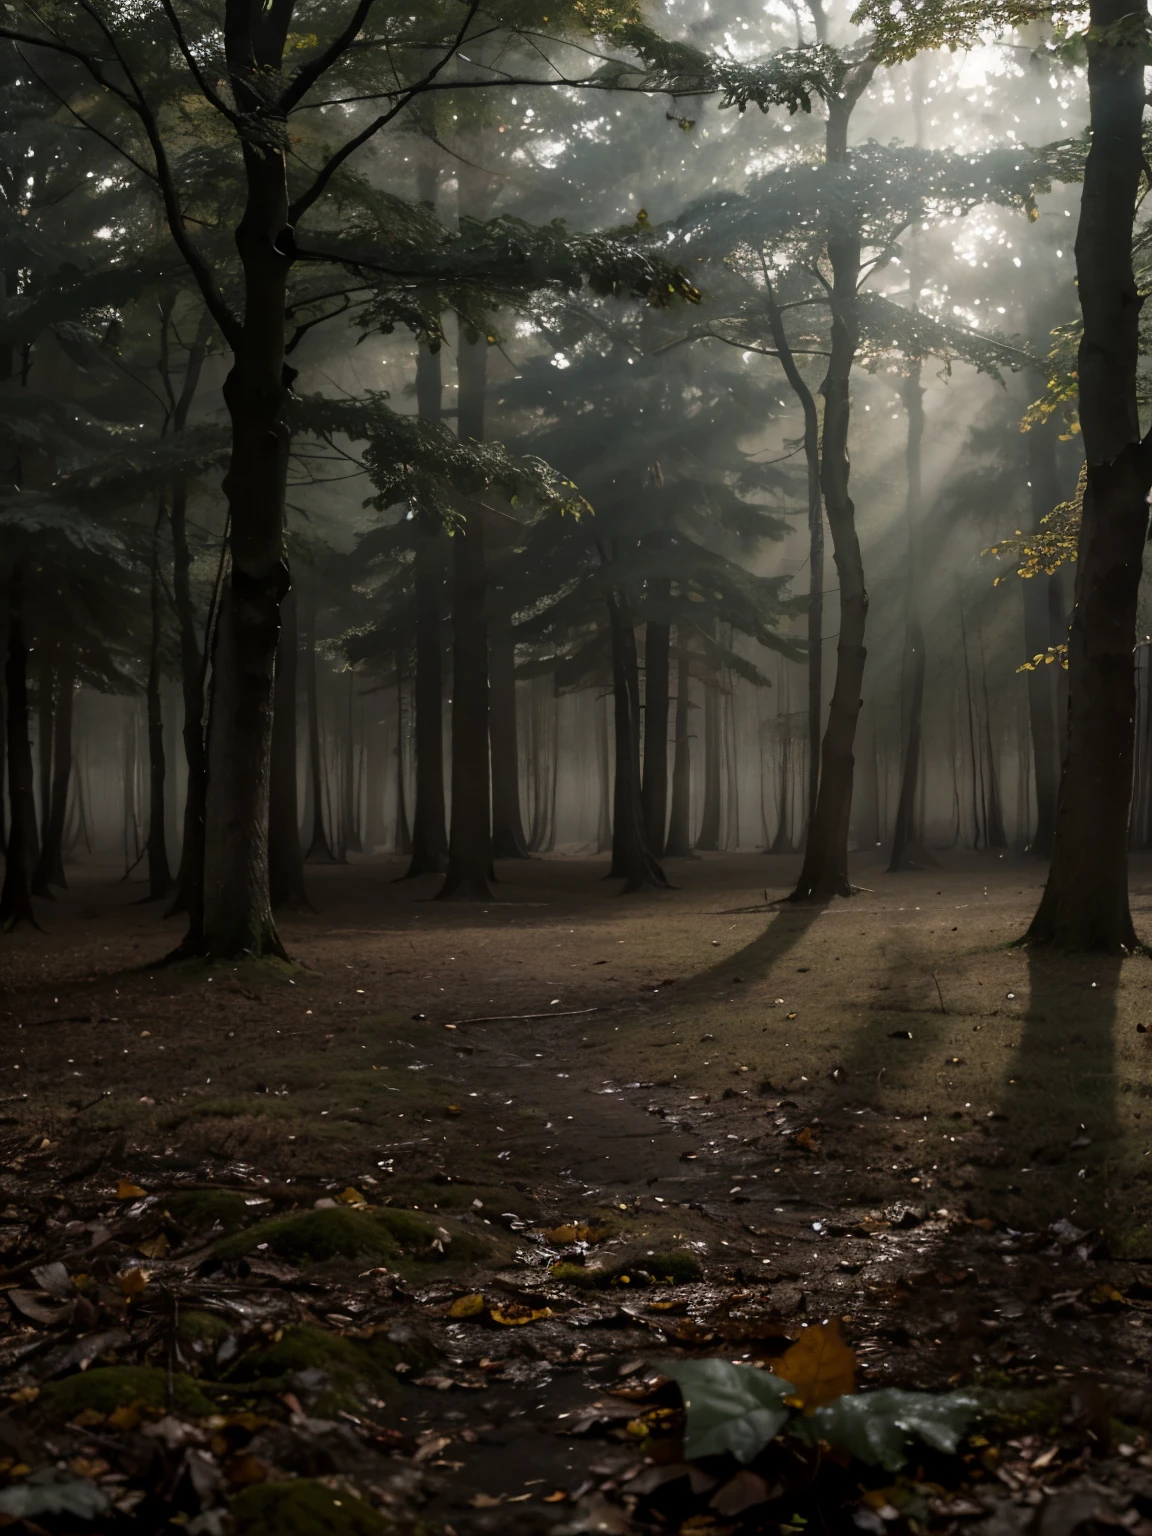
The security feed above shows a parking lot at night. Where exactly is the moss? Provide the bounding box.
[215,1209,402,1265]
[550,1262,599,1288]
[1108,1224,1152,1261]
[41,1367,215,1420]
[979,1387,1066,1436]
[231,1325,434,1416]
[178,1310,232,1349]
[230,1480,399,1536]
[644,1250,704,1285]
[214,1205,499,1269]
[166,1189,252,1233]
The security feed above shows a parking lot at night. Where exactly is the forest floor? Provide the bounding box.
[3,851,1152,1535]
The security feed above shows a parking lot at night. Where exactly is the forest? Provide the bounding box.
[1,0,1152,1532]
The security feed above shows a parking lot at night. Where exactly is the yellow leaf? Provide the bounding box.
[107,1403,142,1430]
[542,1223,609,1244]
[774,1319,856,1410]
[116,1268,149,1298]
[336,1187,366,1206]
[117,1180,147,1200]
[489,1304,552,1327]
[449,1293,486,1319]
[138,1234,169,1259]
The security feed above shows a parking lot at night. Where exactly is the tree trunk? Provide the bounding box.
[665,637,696,857]
[30,654,55,897]
[303,580,336,864]
[269,585,309,908]
[608,593,668,890]
[1027,0,1150,950]
[35,660,72,893]
[0,569,38,929]
[696,677,722,851]
[490,599,529,858]
[595,687,613,853]
[393,657,413,855]
[789,65,875,903]
[406,536,448,874]
[770,663,796,854]
[1022,421,1062,856]
[341,668,363,855]
[642,599,671,858]
[437,510,492,898]
[144,503,173,901]
[888,364,935,872]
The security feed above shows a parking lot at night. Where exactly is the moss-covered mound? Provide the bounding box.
[178,1309,232,1352]
[166,1189,253,1233]
[551,1247,703,1289]
[231,1480,400,1536]
[214,1204,498,1269]
[41,1366,215,1420]
[230,1325,436,1416]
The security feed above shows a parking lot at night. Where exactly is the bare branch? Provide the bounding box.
[158,0,241,125]
[279,0,377,112]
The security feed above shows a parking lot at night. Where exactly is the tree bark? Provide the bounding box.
[144,501,173,900]
[269,585,309,908]
[340,668,363,855]
[642,596,671,858]
[888,364,935,872]
[1022,421,1062,856]
[437,509,492,898]
[167,482,209,928]
[490,597,529,858]
[595,688,613,853]
[30,654,55,896]
[35,660,72,894]
[696,676,722,851]
[0,568,38,929]
[406,539,448,873]
[608,593,669,890]
[665,636,696,857]
[303,579,336,864]
[1027,0,1150,950]
[393,656,413,855]
[789,65,875,902]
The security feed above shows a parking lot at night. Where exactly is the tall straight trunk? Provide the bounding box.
[35,661,72,892]
[982,652,1009,850]
[0,569,37,929]
[958,595,983,847]
[438,510,491,897]
[765,281,823,837]
[1022,422,1062,856]
[438,309,492,897]
[1028,0,1150,949]
[269,586,308,907]
[490,600,529,858]
[303,581,336,863]
[144,503,173,900]
[790,65,876,902]
[642,594,671,857]
[341,669,363,855]
[406,536,448,875]
[770,664,795,854]
[888,364,934,871]
[394,657,413,855]
[30,655,55,896]
[168,483,209,925]
[607,593,668,891]
[665,637,696,857]
[595,688,613,853]
[696,678,722,851]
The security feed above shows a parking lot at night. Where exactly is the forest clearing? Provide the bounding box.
[5,0,1152,1529]
[3,856,1152,1534]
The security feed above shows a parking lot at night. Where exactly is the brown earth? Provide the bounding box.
[3,851,1152,1534]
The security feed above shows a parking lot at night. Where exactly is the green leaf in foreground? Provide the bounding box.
[663,1359,795,1463]
[798,1388,980,1471]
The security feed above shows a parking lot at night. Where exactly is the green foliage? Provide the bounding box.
[230,1480,400,1536]
[851,0,1069,64]
[664,1357,979,1471]
[663,1359,795,1463]
[795,1387,979,1471]
[40,1366,216,1420]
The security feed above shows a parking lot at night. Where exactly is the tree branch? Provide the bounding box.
[279,0,378,112]
[158,0,241,125]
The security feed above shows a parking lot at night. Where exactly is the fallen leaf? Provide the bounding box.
[710,1469,772,1516]
[116,1268,149,1298]
[107,1404,142,1431]
[794,1127,819,1152]
[116,1181,146,1200]
[774,1319,855,1410]
[468,1493,504,1508]
[137,1234,169,1260]
[489,1304,552,1326]
[543,1224,610,1244]
[543,1491,568,1503]
[30,1263,72,1298]
[449,1293,486,1319]
[7,1290,73,1326]
[336,1187,367,1206]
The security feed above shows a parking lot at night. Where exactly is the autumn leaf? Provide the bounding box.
[774,1319,856,1410]
[116,1180,146,1200]
[543,1224,609,1244]
[116,1268,149,1298]
[489,1303,553,1326]
[137,1234,169,1259]
[449,1293,486,1319]
[337,1187,367,1206]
